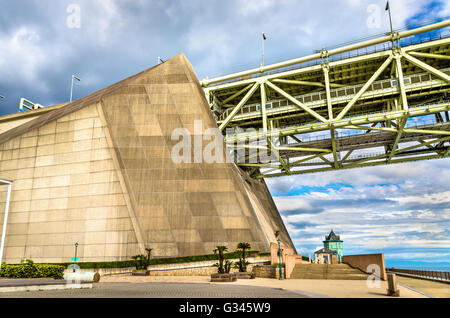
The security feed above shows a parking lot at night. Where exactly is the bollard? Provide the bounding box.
[64,272,101,283]
[387,273,400,296]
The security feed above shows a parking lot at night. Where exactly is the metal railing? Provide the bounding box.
[204,22,450,87]
[387,267,450,282]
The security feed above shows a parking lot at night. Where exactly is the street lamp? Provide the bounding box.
[0,178,13,270]
[70,75,81,102]
[73,242,79,273]
[275,230,283,280]
[261,32,267,68]
[0,95,5,99]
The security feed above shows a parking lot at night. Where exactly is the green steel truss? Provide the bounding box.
[202,21,450,179]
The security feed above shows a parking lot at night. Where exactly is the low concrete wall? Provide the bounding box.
[65,267,134,276]
[270,242,295,265]
[149,264,265,277]
[72,256,270,277]
[253,266,285,279]
[342,254,386,280]
[285,255,298,279]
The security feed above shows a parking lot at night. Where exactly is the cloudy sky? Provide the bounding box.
[0,0,449,267]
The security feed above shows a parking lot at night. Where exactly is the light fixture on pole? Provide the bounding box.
[261,32,267,68]
[385,1,396,47]
[275,230,283,280]
[70,75,81,102]
[0,95,4,99]
[72,242,79,273]
[0,178,13,270]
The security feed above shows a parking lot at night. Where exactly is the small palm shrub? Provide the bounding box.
[213,246,232,274]
[131,255,148,270]
[236,242,251,272]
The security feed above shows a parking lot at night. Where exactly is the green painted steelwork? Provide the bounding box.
[203,21,450,178]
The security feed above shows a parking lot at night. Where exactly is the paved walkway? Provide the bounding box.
[100,275,426,298]
[226,277,427,298]
[0,275,436,298]
[0,282,308,298]
[0,278,67,287]
[395,276,450,298]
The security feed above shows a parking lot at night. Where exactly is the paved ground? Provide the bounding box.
[0,275,439,298]
[0,278,67,287]
[225,277,427,298]
[99,275,428,298]
[0,282,309,298]
[396,276,450,298]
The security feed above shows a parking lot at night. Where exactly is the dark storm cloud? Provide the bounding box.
[4,0,442,116]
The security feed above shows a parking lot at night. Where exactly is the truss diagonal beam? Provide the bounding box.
[265,81,328,123]
[219,83,254,106]
[443,147,450,157]
[268,139,290,174]
[388,117,408,163]
[402,52,450,83]
[335,55,394,120]
[409,51,450,61]
[219,83,259,131]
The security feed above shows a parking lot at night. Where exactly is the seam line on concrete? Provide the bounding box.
[397,283,436,298]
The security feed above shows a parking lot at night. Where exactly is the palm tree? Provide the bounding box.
[214,246,228,274]
[145,248,153,265]
[237,242,251,262]
[131,254,147,270]
[237,242,251,272]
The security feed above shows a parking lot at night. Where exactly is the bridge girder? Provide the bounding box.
[203,21,450,178]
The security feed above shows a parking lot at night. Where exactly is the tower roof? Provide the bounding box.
[324,229,342,241]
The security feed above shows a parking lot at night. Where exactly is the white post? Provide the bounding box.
[261,32,266,68]
[0,179,12,270]
[70,75,74,102]
[70,75,81,102]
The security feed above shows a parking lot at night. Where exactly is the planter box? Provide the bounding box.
[234,272,255,279]
[132,270,150,276]
[210,273,237,282]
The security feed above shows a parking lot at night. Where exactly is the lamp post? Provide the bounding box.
[73,242,79,273]
[261,32,267,68]
[0,95,4,99]
[385,1,397,48]
[275,230,283,280]
[70,75,81,102]
[0,178,13,270]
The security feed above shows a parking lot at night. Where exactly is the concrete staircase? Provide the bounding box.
[290,264,370,280]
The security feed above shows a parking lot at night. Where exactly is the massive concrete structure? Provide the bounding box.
[0,54,294,264]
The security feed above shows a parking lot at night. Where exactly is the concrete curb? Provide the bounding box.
[0,283,93,293]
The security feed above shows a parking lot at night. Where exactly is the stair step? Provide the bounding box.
[290,263,369,280]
